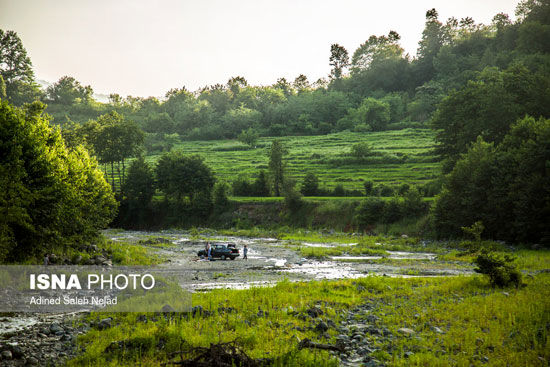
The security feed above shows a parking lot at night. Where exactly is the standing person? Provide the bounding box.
[44,254,49,266]
[207,242,212,261]
[243,245,248,260]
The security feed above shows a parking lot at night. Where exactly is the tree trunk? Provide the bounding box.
[111,161,115,192]
[104,164,109,186]
[121,158,125,188]
[116,161,121,193]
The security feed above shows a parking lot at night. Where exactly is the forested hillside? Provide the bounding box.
[1,0,550,254]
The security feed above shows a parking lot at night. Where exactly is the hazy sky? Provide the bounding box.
[1,0,520,98]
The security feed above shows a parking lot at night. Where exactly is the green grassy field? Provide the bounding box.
[139,129,440,192]
[68,246,550,366]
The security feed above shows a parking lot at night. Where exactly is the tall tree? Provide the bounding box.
[46,76,93,105]
[293,74,310,93]
[0,30,34,85]
[350,31,403,74]
[329,43,349,81]
[432,65,550,171]
[92,112,144,191]
[268,140,287,196]
[156,152,215,203]
[414,8,451,84]
[0,29,42,105]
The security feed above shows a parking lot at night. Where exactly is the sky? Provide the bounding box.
[0,0,520,98]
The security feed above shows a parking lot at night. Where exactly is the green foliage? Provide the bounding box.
[283,180,304,213]
[0,100,117,261]
[461,221,484,242]
[213,182,230,210]
[300,172,319,196]
[434,116,550,244]
[237,127,259,148]
[329,43,349,81]
[363,180,374,196]
[252,170,270,197]
[46,75,93,105]
[268,139,287,196]
[474,250,523,287]
[355,198,386,229]
[155,151,215,203]
[350,142,373,158]
[340,97,391,132]
[0,29,43,106]
[123,156,155,204]
[232,175,253,196]
[0,29,34,85]
[117,156,155,227]
[432,65,550,171]
[93,112,144,164]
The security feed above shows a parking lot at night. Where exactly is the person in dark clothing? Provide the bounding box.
[207,242,212,261]
[243,245,248,260]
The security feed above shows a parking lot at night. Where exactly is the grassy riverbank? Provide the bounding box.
[66,237,550,367]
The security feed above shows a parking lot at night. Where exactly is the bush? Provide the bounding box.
[355,198,386,229]
[474,250,523,288]
[232,176,253,196]
[332,184,346,196]
[377,184,394,197]
[363,180,374,196]
[300,172,319,196]
[213,182,230,210]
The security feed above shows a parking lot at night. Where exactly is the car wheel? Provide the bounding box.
[230,256,235,260]
[221,255,226,260]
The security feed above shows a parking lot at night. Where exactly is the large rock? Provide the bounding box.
[307,306,323,318]
[49,323,63,334]
[315,321,329,333]
[25,356,39,365]
[1,350,13,359]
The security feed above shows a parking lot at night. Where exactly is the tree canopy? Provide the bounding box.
[0,100,117,261]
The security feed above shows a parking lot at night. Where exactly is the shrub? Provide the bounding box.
[332,184,346,196]
[377,184,394,197]
[363,180,374,196]
[474,250,523,288]
[382,198,402,224]
[355,198,386,229]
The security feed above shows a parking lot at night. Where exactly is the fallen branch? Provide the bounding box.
[298,338,344,352]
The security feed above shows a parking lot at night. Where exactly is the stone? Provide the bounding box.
[307,306,323,318]
[432,326,445,334]
[98,317,112,330]
[9,345,24,358]
[1,350,13,359]
[25,357,39,365]
[397,327,415,336]
[49,323,63,334]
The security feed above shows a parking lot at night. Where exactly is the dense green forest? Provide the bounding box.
[1,0,550,261]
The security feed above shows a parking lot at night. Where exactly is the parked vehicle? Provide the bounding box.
[197,243,239,260]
